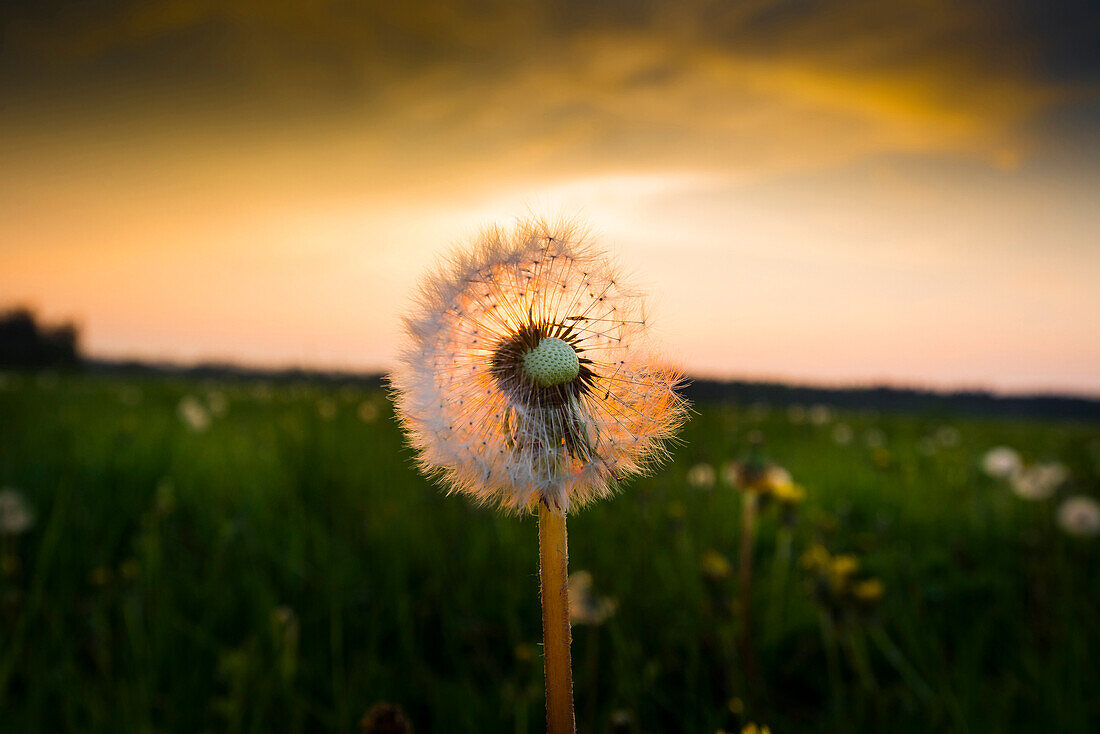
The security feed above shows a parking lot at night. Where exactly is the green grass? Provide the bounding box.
[1,372,1098,733]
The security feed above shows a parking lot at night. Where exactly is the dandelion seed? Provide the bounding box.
[389,216,687,514]
[0,488,34,535]
[177,396,210,432]
[981,446,1022,479]
[1056,495,1100,538]
[1011,462,1067,500]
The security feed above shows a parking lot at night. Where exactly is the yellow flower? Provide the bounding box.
[742,724,772,734]
[829,554,860,591]
[701,550,733,580]
[799,543,831,571]
[852,578,885,602]
[772,482,806,505]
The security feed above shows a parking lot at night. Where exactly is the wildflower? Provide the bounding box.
[567,570,618,626]
[981,446,1022,479]
[389,217,687,513]
[359,703,414,734]
[809,404,832,425]
[934,425,960,447]
[741,725,771,734]
[832,423,853,445]
[0,488,34,535]
[687,463,717,488]
[852,577,885,603]
[207,390,228,416]
[1011,462,1068,500]
[799,543,831,571]
[1056,496,1100,538]
[358,400,380,422]
[177,396,211,432]
[864,428,885,448]
[772,482,806,506]
[828,554,859,591]
[701,550,733,580]
[317,398,338,420]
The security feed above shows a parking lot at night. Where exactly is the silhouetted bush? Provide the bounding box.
[0,307,81,368]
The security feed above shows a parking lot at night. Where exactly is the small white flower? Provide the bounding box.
[1056,495,1100,538]
[981,446,1022,479]
[832,423,853,445]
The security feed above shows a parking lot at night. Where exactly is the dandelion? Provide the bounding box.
[207,390,228,416]
[809,404,832,425]
[177,395,211,432]
[981,446,1022,478]
[317,397,338,420]
[864,428,885,448]
[357,400,380,423]
[389,216,687,733]
[687,462,717,488]
[1056,495,1100,538]
[1010,462,1068,500]
[567,570,618,626]
[701,549,733,580]
[832,423,853,445]
[934,425,960,447]
[0,488,34,535]
[852,577,885,603]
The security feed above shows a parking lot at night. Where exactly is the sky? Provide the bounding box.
[2,0,1099,394]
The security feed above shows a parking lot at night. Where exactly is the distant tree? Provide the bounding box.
[0,307,82,368]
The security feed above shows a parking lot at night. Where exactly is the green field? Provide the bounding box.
[1,372,1098,733]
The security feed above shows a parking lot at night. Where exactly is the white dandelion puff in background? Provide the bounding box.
[389,217,688,514]
[177,396,211,432]
[687,463,717,488]
[981,446,1022,479]
[0,488,35,536]
[1056,496,1100,538]
[1010,461,1068,501]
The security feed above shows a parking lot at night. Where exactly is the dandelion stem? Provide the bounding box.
[738,491,759,687]
[538,502,576,734]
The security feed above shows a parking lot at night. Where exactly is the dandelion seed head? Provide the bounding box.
[0,488,34,535]
[1056,495,1100,538]
[389,216,688,514]
[981,445,1022,479]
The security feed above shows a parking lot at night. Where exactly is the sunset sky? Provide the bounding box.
[2,1,1098,394]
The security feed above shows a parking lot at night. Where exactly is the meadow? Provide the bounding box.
[1,372,1097,733]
